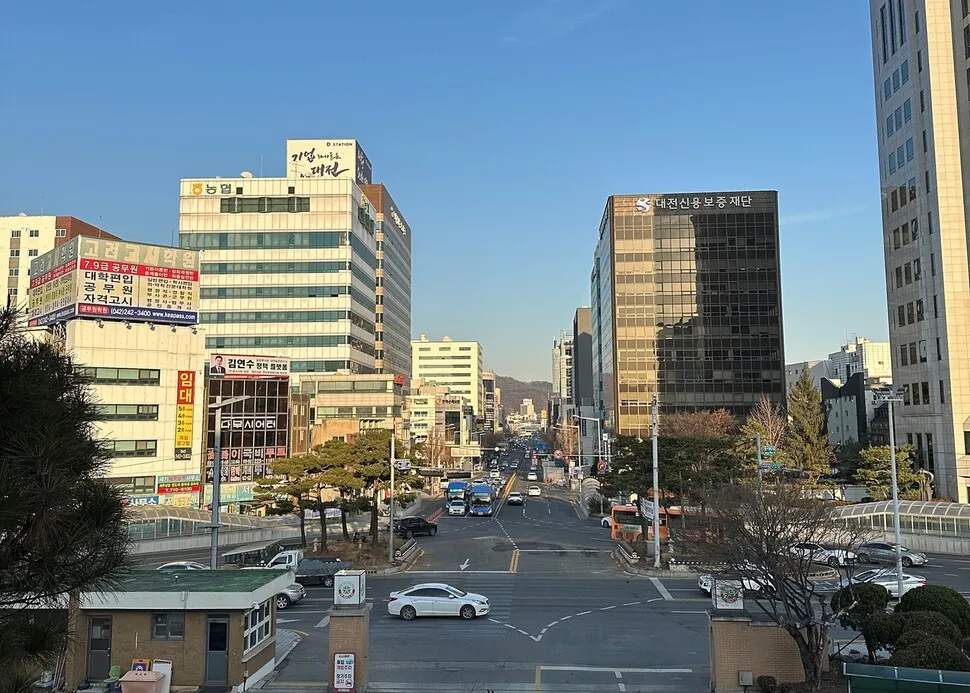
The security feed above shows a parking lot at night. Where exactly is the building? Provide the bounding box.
[2,214,116,307]
[360,184,412,381]
[591,192,785,435]
[822,373,879,446]
[292,371,406,447]
[411,334,484,418]
[520,398,536,420]
[572,307,594,407]
[65,569,292,689]
[179,141,379,380]
[404,380,477,468]
[829,336,893,384]
[551,331,573,405]
[785,359,837,395]
[28,237,206,508]
[482,370,497,432]
[867,1,969,500]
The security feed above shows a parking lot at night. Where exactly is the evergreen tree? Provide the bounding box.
[854,444,922,500]
[786,371,833,484]
[0,309,131,691]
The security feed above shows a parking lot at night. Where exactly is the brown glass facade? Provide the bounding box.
[591,191,785,436]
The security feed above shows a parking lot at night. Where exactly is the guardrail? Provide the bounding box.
[617,541,640,563]
[394,537,418,561]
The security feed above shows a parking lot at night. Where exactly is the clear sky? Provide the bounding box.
[1,0,886,382]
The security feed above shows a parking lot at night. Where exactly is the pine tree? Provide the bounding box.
[0,309,131,691]
[786,371,833,484]
[854,445,922,500]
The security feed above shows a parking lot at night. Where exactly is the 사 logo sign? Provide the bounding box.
[634,197,652,212]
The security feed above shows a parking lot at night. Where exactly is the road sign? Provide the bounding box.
[758,462,781,471]
[394,459,411,471]
[554,449,563,460]
[762,445,776,457]
[596,460,607,473]
[640,499,655,521]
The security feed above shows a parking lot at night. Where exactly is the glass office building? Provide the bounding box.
[591,191,785,435]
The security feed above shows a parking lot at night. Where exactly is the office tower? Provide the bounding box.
[551,331,573,403]
[411,334,484,417]
[868,0,969,500]
[829,337,893,384]
[572,307,594,407]
[482,370,497,432]
[591,192,785,435]
[360,184,412,382]
[1,214,116,307]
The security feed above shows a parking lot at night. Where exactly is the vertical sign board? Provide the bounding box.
[333,653,355,693]
[175,371,195,461]
[27,240,81,327]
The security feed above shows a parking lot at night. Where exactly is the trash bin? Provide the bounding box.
[119,670,166,693]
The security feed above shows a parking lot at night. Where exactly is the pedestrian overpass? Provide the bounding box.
[125,505,301,554]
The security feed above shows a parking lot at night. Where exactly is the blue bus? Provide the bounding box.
[468,483,497,517]
[446,481,469,504]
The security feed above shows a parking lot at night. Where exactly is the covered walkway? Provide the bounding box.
[831,500,970,539]
[126,505,297,541]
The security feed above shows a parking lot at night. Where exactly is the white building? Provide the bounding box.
[411,335,484,417]
[551,331,573,404]
[867,0,970,500]
[785,359,837,396]
[828,337,893,384]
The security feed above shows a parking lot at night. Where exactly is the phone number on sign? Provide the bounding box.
[77,304,197,324]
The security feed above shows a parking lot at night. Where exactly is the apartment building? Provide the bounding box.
[411,334,485,418]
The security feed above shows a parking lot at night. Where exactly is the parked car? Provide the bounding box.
[448,499,467,516]
[507,492,524,506]
[528,486,541,497]
[853,542,927,567]
[600,516,612,528]
[788,542,857,567]
[156,561,207,570]
[395,517,439,539]
[839,568,927,598]
[276,583,306,610]
[388,583,489,621]
[698,571,774,598]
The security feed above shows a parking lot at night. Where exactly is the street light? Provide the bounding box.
[874,386,905,599]
[207,394,251,569]
[650,396,661,569]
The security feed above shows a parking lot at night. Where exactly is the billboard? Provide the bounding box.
[28,237,200,328]
[286,139,372,184]
[208,353,290,380]
[175,371,196,461]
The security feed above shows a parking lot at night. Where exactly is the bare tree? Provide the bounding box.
[690,481,870,692]
[740,395,788,449]
[421,427,453,469]
[660,409,736,438]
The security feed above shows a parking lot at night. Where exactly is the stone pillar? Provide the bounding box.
[328,603,372,691]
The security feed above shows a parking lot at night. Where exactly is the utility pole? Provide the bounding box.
[207,394,250,569]
[389,428,396,564]
[651,395,661,569]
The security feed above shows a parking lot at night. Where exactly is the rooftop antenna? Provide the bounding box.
[260,154,264,177]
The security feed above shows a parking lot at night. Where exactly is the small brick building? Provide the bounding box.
[65,569,293,691]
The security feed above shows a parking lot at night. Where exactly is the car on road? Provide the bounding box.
[388,583,490,621]
[788,542,857,567]
[276,582,306,610]
[839,568,927,598]
[527,472,538,481]
[698,571,774,598]
[600,516,612,528]
[395,516,439,538]
[853,542,927,567]
[489,470,501,480]
[507,492,524,506]
[448,500,467,516]
[528,486,541,497]
[157,561,207,570]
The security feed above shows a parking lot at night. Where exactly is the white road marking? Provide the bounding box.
[276,618,301,624]
[618,684,627,692]
[516,628,529,636]
[670,610,707,614]
[540,666,694,674]
[459,558,470,571]
[650,577,674,601]
[600,605,616,611]
[576,610,592,616]
[540,627,549,634]
[314,615,330,629]
[559,615,572,621]
[622,601,641,606]
[614,670,622,679]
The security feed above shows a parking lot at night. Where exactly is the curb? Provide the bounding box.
[273,629,303,666]
[365,548,425,576]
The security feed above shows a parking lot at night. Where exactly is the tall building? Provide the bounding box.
[867,1,969,500]
[179,140,379,379]
[591,192,785,435]
[411,335,485,417]
[572,307,594,407]
[360,184,412,381]
[785,359,837,395]
[829,337,892,384]
[551,331,573,404]
[520,398,536,419]
[482,370,497,432]
[1,214,116,307]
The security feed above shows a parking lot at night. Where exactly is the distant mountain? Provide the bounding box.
[494,375,553,413]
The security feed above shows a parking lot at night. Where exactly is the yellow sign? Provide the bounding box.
[175,404,194,448]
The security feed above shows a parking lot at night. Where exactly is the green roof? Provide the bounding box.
[118,569,283,593]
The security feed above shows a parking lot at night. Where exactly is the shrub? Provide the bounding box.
[892,610,964,649]
[965,637,970,655]
[777,684,796,693]
[865,611,901,652]
[888,639,970,672]
[756,674,777,693]
[586,496,607,515]
[895,585,970,637]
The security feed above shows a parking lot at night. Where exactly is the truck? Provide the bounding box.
[258,549,354,588]
[468,483,497,517]
[446,480,470,504]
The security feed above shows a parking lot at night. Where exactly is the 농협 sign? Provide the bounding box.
[634,193,755,213]
[189,181,235,196]
[333,652,355,692]
[175,370,196,461]
[208,353,290,379]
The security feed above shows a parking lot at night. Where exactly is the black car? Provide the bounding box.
[394,517,438,539]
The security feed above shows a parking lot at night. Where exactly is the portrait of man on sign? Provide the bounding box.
[209,355,226,377]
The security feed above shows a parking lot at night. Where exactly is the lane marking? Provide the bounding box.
[559,615,572,621]
[405,570,511,575]
[314,615,330,629]
[670,610,707,614]
[513,549,613,553]
[540,666,694,674]
[618,684,627,692]
[600,605,616,611]
[517,628,530,636]
[540,627,549,634]
[576,610,592,616]
[622,601,641,606]
[650,577,674,601]
[614,670,622,679]
[509,549,520,574]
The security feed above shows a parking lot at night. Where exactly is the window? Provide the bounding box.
[9,249,19,257]
[903,385,911,406]
[917,49,922,73]
[909,178,917,201]
[106,440,157,457]
[919,89,925,112]
[889,1,897,52]
[918,339,927,362]
[55,228,67,237]
[940,381,946,404]
[151,612,185,640]
[895,266,904,287]
[915,8,920,32]
[964,0,969,17]
[881,5,889,63]
[897,305,906,325]
[913,258,921,279]
[219,196,310,214]
[893,70,900,92]
[900,344,908,366]
[28,229,39,238]
[887,115,894,137]
[922,130,928,153]
[921,382,930,405]
[965,25,970,59]
[895,107,903,129]
[904,263,912,284]
[927,209,933,234]
[8,269,18,277]
[910,342,918,364]
[898,0,907,44]
[902,223,910,244]
[915,298,924,321]
[885,78,892,101]
[28,249,38,257]
[906,138,914,162]
[78,367,160,385]
[181,230,347,251]
[244,599,272,652]
[965,431,970,456]
[901,59,909,83]
[937,337,942,360]
[903,99,912,122]
[899,185,908,206]
[933,294,938,318]
[896,145,905,166]
[906,302,915,324]
[912,382,921,405]
[97,404,159,421]
[911,215,919,236]
[893,228,901,249]
[9,230,20,238]
[930,253,935,275]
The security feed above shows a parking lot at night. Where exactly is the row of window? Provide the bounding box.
[219,196,311,214]
[887,137,915,174]
[313,406,400,419]
[105,440,157,457]
[901,380,944,407]
[201,260,375,288]
[889,180,917,215]
[878,0,909,66]
[896,295,939,327]
[9,248,39,257]
[180,231,348,250]
[885,98,912,137]
[8,228,59,238]
[291,360,375,374]
[207,335,355,349]
[97,404,159,421]
[199,309,375,333]
[79,367,161,386]
[898,338,942,367]
[893,258,922,288]
[200,285,373,303]
[882,57,910,101]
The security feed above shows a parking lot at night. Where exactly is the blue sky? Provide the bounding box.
[1,0,885,382]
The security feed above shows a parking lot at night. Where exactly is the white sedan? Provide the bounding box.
[388,583,490,621]
[527,472,538,481]
[840,569,927,598]
[528,486,541,497]
[789,542,857,567]
[600,516,613,528]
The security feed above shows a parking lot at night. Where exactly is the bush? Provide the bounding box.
[756,674,777,693]
[777,684,796,693]
[892,610,964,649]
[895,585,970,636]
[586,496,607,515]
[888,639,970,671]
[831,583,890,631]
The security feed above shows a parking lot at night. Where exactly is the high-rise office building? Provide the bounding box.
[482,370,497,432]
[178,140,380,380]
[411,335,485,417]
[551,331,573,404]
[591,192,785,435]
[360,184,412,381]
[868,0,970,501]
[572,307,593,407]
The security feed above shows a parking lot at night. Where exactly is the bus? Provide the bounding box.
[468,483,497,516]
[446,480,470,504]
[609,504,677,542]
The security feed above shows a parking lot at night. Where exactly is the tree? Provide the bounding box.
[895,584,970,637]
[348,430,413,544]
[312,439,361,548]
[254,454,317,548]
[660,409,736,438]
[830,583,891,663]
[739,395,788,465]
[688,481,869,692]
[833,441,863,482]
[853,445,922,500]
[0,308,131,691]
[786,371,833,484]
[420,427,453,469]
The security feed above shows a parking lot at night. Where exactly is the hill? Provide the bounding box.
[494,375,553,414]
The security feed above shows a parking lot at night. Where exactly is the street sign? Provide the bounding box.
[554,449,563,460]
[758,462,781,471]
[762,445,776,457]
[394,459,411,471]
[640,498,655,521]
[596,460,607,473]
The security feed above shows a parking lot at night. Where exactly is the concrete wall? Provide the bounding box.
[130,526,300,555]
[710,614,827,693]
